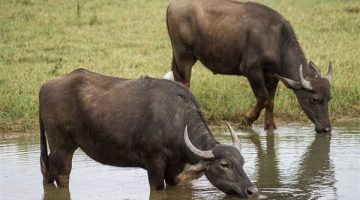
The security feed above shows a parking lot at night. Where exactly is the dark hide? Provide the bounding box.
[166,0,332,133]
[39,69,256,197]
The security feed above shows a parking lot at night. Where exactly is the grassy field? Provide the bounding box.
[1,0,359,133]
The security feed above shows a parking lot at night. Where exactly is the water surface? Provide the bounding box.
[1,124,359,199]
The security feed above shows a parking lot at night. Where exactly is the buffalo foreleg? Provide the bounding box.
[245,71,268,126]
[164,161,182,186]
[245,98,267,126]
[264,82,278,130]
[145,156,166,190]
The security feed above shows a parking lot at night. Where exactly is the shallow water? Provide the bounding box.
[1,124,359,200]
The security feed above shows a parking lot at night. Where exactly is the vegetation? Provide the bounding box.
[1,0,359,133]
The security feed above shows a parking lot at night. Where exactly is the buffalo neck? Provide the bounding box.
[184,108,219,163]
[279,24,317,81]
[280,45,320,83]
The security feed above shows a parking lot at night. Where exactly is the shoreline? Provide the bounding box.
[2,117,359,139]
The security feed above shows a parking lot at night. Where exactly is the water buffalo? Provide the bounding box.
[39,69,258,197]
[165,0,333,133]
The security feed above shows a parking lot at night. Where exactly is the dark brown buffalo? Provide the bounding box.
[165,0,333,133]
[39,69,257,197]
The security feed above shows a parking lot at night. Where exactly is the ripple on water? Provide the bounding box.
[0,124,359,200]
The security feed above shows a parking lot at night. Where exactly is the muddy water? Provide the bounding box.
[1,125,359,200]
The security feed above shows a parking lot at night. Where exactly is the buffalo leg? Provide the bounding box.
[164,162,181,186]
[46,129,77,188]
[171,51,197,88]
[245,70,269,126]
[48,150,75,188]
[145,156,166,190]
[245,98,267,126]
[264,83,278,130]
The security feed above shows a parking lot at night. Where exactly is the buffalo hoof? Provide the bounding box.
[55,175,70,188]
[315,126,332,134]
[264,123,277,131]
[238,116,253,129]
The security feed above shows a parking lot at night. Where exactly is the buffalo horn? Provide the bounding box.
[326,62,333,83]
[299,64,313,91]
[184,126,214,159]
[225,121,240,148]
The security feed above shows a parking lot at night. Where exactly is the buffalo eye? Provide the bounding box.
[310,97,322,104]
[220,161,230,168]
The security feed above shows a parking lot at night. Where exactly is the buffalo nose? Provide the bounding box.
[247,185,258,196]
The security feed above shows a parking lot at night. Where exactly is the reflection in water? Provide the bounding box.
[249,130,281,189]
[296,134,335,199]
[246,128,336,199]
[148,189,167,200]
[1,125,359,200]
[43,185,71,200]
[148,183,192,200]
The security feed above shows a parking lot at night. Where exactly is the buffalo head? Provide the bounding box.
[182,122,258,198]
[276,62,332,133]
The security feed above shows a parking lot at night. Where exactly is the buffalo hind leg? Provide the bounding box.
[244,70,268,126]
[48,149,76,188]
[171,51,197,88]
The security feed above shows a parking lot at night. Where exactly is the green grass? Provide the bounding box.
[1,0,359,132]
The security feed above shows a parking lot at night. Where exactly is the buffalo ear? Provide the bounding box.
[309,61,321,76]
[177,161,210,182]
[275,74,302,90]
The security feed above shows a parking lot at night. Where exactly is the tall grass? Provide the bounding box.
[0,0,359,132]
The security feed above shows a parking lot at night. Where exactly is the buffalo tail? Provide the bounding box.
[39,111,49,178]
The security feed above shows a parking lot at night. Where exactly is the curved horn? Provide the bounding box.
[299,64,313,91]
[225,121,240,148]
[326,62,333,83]
[184,126,214,159]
